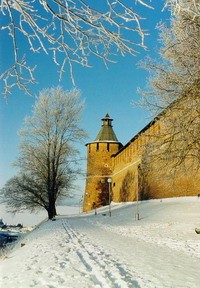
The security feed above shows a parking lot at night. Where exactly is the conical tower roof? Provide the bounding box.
[94,113,119,142]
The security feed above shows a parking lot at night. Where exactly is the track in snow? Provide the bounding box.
[61,219,141,288]
[1,218,143,288]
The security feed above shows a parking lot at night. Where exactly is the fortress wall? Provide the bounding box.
[145,159,200,200]
[83,107,199,212]
[112,120,200,202]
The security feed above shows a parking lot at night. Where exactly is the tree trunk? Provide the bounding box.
[47,198,57,219]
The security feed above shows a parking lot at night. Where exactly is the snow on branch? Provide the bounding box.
[164,0,200,18]
[0,0,153,95]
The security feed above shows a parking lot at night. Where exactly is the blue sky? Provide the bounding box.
[0,2,170,198]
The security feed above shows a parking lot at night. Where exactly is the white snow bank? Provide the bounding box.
[0,197,200,288]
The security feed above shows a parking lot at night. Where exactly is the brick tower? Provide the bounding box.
[83,113,122,212]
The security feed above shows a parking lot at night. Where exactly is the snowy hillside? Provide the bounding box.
[0,197,200,288]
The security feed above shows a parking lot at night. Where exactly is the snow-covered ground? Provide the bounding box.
[0,204,81,226]
[0,197,200,288]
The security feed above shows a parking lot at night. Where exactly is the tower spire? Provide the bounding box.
[95,113,118,142]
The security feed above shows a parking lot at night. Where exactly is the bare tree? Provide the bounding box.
[1,0,199,95]
[1,87,87,219]
[165,0,200,18]
[138,0,200,170]
[0,0,154,95]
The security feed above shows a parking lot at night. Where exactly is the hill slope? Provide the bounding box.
[0,197,200,288]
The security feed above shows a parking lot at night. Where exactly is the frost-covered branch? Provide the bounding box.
[138,0,200,169]
[0,0,153,95]
[1,87,87,219]
[165,0,200,18]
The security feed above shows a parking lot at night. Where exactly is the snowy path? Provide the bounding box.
[61,219,141,287]
[0,218,143,288]
[1,198,200,288]
[69,217,200,288]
